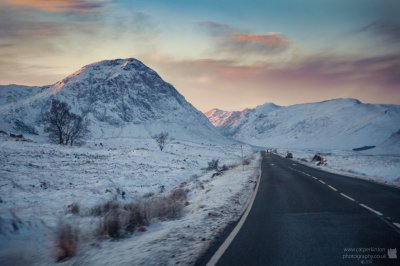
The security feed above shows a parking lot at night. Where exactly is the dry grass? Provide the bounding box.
[66,203,80,215]
[55,222,78,262]
[95,188,188,239]
[90,201,120,216]
[124,203,148,233]
[99,208,128,239]
[169,188,187,203]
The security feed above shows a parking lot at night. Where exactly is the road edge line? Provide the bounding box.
[206,155,263,266]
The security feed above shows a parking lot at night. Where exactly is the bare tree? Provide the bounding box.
[43,99,88,146]
[152,131,169,151]
[64,113,89,146]
[44,100,71,144]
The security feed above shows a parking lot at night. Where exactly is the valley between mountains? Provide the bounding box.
[0,58,399,265]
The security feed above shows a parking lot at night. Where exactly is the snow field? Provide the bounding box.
[0,137,260,265]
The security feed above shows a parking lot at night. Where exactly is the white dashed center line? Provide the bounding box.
[340,193,355,202]
[328,185,338,191]
[285,161,399,234]
[359,203,383,216]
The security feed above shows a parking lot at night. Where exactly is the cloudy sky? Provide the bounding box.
[0,0,399,111]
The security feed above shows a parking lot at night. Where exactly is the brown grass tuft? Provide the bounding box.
[55,222,78,262]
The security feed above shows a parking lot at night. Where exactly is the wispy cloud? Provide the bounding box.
[0,3,163,86]
[3,0,109,12]
[232,33,289,46]
[146,53,400,110]
[231,33,289,54]
[197,21,291,62]
[361,21,400,43]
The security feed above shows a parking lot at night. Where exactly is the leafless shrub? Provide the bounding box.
[242,158,251,165]
[169,188,187,203]
[98,208,128,239]
[124,203,148,233]
[116,187,126,199]
[90,201,120,216]
[152,131,169,151]
[207,159,219,171]
[55,222,78,262]
[139,188,188,222]
[66,203,80,215]
[141,197,181,221]
[312,153,327,166]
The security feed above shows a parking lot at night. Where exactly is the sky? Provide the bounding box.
[0,0,399,111]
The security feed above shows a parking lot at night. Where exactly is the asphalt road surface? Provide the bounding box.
[215,152,400,266]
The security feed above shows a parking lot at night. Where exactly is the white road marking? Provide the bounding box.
[286,156,400,235]
[393,223,400,229]
[206,164,262,266]
[328,185,338,191]
[340,193,356,202]
[359,203,383,216]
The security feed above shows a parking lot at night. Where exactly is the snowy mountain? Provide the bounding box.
[373,129,400,154]
[205,103,279,137]
[0,58,226,142]
[205,99,400,152]
[0,85,46,107]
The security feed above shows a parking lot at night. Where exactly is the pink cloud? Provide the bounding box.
[197,21,291,57]
[232,33,289,47]
[145,54,400,111]
[4,0,108,12]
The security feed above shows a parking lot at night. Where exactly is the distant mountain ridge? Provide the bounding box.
[0,58,227,143]
[205,99,400,153]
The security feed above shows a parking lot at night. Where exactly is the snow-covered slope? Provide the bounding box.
[204,108,249,136]
[205,103,279,137]
[0,58,226,143]
[373,129,400,154]
[206,99,400,152]
[0,85,45,106]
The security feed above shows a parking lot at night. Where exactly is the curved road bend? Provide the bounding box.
[215,152,400,266]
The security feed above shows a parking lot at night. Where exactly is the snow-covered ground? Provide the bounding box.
[276,148,400,187]
[0,136,260,265]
